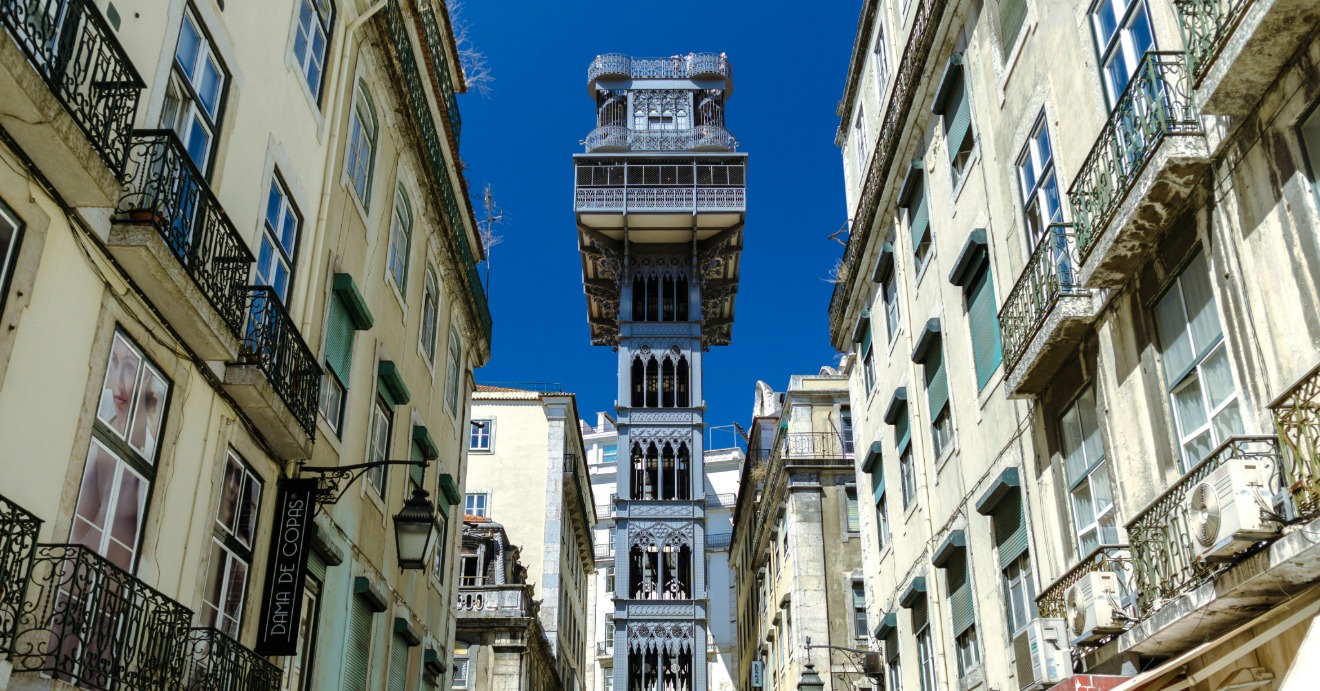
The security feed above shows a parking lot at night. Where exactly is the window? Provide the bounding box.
[1090,0,1156,108]
[605,566,615,593]
[451,657,469,688]
[1060,387,1120,553]
[603,444,618,464]
[607,526,616,555]
[162,9,226,170]
[445,327,463,413]
[956,627,981,677]
[874,472,890,552]
[998,0,1029,58]
[319,294,355,434]
[73,330,171,571]
[1002,552,1036,635]
[388,633,412,691]
[1017,114,1064,249]
[1153,252,1242,467]
[432,511,449,583]
[292,0,332,99]
[388,189,413,292]
[1300,103,1320,193]
[0,201,22,316]
[884,628,903,691]
[938,62,975,185]
[873,24,890,96]
[903,169,932,275]
[852,581,868,638]
[465,492,489,518]
[257,174,300,303]
[841,407,855,457]
[899,446,916,509]
[923,344,954,458]
[279,574,321,691]
[945,551,978,677]
[346,82,378,205]
[469,420,492,452]
[856,317,877,393]
[830,486,856,541]
[994,492,1036,635]
[915,603,937,691]
[345,594,376,689]
[420,267,440,362]
[853,106,869,169]
[459,549,482,586]
[366,396,391,496]
[883,271,901,343]
[965,263,1003,390]
[201,451,261,638]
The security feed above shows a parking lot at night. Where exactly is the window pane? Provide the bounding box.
[1172,373,1210,437]
[98,334,143,438]
[1155,285,1194,384]
[1201,344,1237,409]
[1180,254,1222,355]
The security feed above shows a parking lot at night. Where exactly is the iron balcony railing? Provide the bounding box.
[0,493,41,656]
[782,432,848,463]
[182,627,283,691]
[237,286,322,436]
[575,187,746,213]
[116,131,256,338]
[999,224,1088,375]
[1036,545,1132,622]
[1270,363,1320,517]
[9,543,194,690]
[587,52,732,83]
[584,125,738,153]
[1068,51,1203,267]
[575,159,747,188]
[828,0,949,341]
[1126,436,1282,617]
[414,0,462,142]
[1173,0,1254,86]
[706,533,732,550]
[381,0,491,342]
[596,640,613,656]
[594,543,614,559]
[0,0,144,173]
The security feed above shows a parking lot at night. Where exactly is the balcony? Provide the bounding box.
[223,286,321,459]
[1174,0,1320,116]
[454,585,529,619]
[594,543,615,560]
[1069,51,1209,289]
[574,158,748,222]
[1036,545,1133,648]
[413,0,462,142]
[0,0,144,206]
[596,640,614,657]
[182,627,283,691]
[999,225,1098,397]
[0,493,41,657]
[781,432,850,465]
[1271,362,1320,515]
[706,533,732,551]
[9,543,194,689]
[704,493,736,508]
[584,125,738,153]
[587,52,733,94]
[108,131,255,361]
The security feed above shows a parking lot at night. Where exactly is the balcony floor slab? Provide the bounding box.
[0,34,121,208]
[107,223,241,362]
[1195,0,1320,116]
[1078,136,1211,289]
[1005,293,1099,398]
[222,364,313,459]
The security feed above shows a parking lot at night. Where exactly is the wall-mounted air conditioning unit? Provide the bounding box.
[1065,571,1123,646]
[1012,618,1069,690]
[1188,456,1280,561]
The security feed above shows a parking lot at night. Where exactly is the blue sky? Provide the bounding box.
[455,1,859,436]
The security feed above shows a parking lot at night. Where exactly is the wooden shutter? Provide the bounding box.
[943,75,972,165]
[410,441,425,486]
[344,596,373,690]
[908,182,929,251]
[884,630,900,664]
[388,633,410,691]
[947,552,975,635]
[967,265,1003,389]
[325,296,355,382]
[994,492,1029,568]
[925,347,949,418]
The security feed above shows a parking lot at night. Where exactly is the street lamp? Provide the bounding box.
[394,487,438,570]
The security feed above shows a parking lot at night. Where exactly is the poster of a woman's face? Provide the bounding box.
[129,367,167,461]
[95,332,170,462]
[97,335,142,438]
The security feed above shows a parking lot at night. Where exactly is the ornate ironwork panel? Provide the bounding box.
[1036,545,1132,621]
[182,627,282,691]
[626,621,695,653]
[116,130,256,339]
[1173,0,1254,85]
[585,125,738,153]
[10,544,193,690]
[1068,51,1202,266]
[0,493,42,656]
[1126,436,1281,617]
[0,0,144,173]
[1270,364,1320,516]
[588,53,731,83]
[999,224,1089,375]
[413,0,462,141]
[237,286,322,436]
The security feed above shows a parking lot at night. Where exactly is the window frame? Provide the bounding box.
[1001,551,1036,636]
[387,187,414,294]
[1016,112,1064,249]
[346,81,378,208]
[366,394,392,497]
[256,171,301,304]
[292,0,333,102]
[851,580,868,639]
[1059,387,1120,553]
[444,326,463,415]
[916,607,937,691]
[873,22,890,98]
[0,199,23,318]
[163,8,229,175]
[1089,0,1157,109]
[844,484,861,534]
[469,419,492,452]
[464,492,489,518]
[883,270,901,344]
[420,265,440,363]
[955,625,981,678]
[202,451,263,640]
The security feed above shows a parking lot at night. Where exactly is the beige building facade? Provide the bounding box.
[831,1,1320,691]
[0,0,490,689]
[466,388,597,691]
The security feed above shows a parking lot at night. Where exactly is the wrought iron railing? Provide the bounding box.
[827,0,949,341]
[0,0,144,173]
[1270,364,1320,516]
[999,224,1088,375]
[381,0,491,342]
[181,627,283,691]
[1069,51,1202,267]
[237,286,322,436]
[706,533,732,550]
[0,493,42,656]
[116,131,255,338]
[584,125,738,152]
[1036,545,1132,620]
[587,52,732,83]
[574,187,746,212]
[1126,436,1281,617]
[414,0,462,142]
[575,160,747,188]
[9,543,193,690]
[1173,0,1254,85]
[783,432,847,461]
[594,543,614,559]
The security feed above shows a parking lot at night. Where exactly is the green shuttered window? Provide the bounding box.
[967,265,1003,389]
[925,347,948,418]
[326,295,355,382]
[388,634,410,691]
[870,465,885,500]
[908,181,929,252]
[943,76,972,168]
[410,441,425,486]
[895,407,911,452]
[993,492,1029,568]
[344,596,374,690]
[947,552,975,635]
[999,0,1028,58]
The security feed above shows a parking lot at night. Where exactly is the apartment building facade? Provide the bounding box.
[0,1,491,689]
[465,387,597,691]
[830,1,1320,690]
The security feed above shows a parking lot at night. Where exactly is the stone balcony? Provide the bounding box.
[454,585,530,621]
[1069,51,1210,289]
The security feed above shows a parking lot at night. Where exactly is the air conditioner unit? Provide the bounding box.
[1012,618,1069,690]
[1065,571,1123,646]
[1188,456,1280,562]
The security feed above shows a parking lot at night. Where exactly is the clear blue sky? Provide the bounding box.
[455,1,859,436]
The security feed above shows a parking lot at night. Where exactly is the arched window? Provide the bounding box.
[387,187,412,291]
[631,442,660,500]
[632,276,645,321]
[676,356,690,407]
[675,443,691,500]
[631,357,645,407]
[645,276,659,321]
[645,356,659,408]
[676,276,689,320]
[661,358,675,408]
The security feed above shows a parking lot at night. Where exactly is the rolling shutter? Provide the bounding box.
[994,492,1030,568]
[410,441,425,486]
[925,347,948,418]
[895,408,911,453]
[943,75,972,165]
[947,552,975,635]
[846,487,860,531]
[999,0,1028,57]
[870,465,885,500]
[908,182,929,251]
[388,633,410,691]
[344,596,374,690]
[325,296,355,383]
[967,265,1003,389]
[307,549,327,583]
[912,599,929,631]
